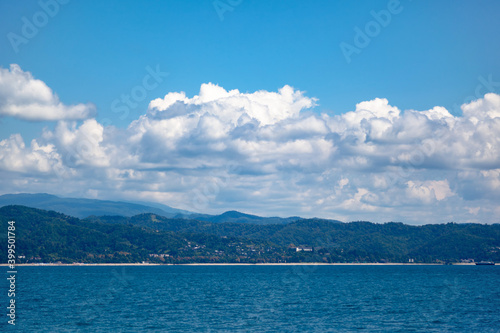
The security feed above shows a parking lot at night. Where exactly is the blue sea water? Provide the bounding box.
[2,265,500,332]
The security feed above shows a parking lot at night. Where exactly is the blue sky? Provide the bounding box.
[0,0,499,223]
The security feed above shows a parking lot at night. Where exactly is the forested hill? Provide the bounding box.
[2,205,500,264]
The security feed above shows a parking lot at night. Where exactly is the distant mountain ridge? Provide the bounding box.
[176,210,302,225]
[0,193,301,224]
[0,193,188,219]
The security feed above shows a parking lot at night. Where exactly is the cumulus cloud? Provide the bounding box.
[0,134,63,174]
[0,64,95,121]
[406,180,454,203]
[0,82,499,224]
[48,119,110,167]
[148,83,316,126]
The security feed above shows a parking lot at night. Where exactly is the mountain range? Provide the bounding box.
[0,193,302,224]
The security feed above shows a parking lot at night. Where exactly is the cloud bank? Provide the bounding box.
[0,64,95,121]
[1,76,499,224]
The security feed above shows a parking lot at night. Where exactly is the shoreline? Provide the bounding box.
[0,262,484,267]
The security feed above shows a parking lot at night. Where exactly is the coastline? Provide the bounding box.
[0,262,482,267]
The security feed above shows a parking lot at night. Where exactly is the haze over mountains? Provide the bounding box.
[0,193,301,225]
[0,193,188,218]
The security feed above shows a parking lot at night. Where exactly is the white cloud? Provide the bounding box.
[1,83,500,224]
[0,64,95,121]
[462,92,500,121]
[49,119,110,167]
[148,83,316,126]
[406,180,454,203]
[0,134,63,174]
[466,207,480,215]
[339,188,380,212]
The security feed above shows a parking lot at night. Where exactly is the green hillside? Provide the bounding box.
[2,206,500,264]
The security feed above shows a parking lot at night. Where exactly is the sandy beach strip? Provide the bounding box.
[0,262,471,267]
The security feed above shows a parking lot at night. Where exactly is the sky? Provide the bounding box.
[0,0,499,224]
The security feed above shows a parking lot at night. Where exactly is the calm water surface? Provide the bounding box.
[2,265,500,332]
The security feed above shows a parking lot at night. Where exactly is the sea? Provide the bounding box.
[2,265,500,332]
